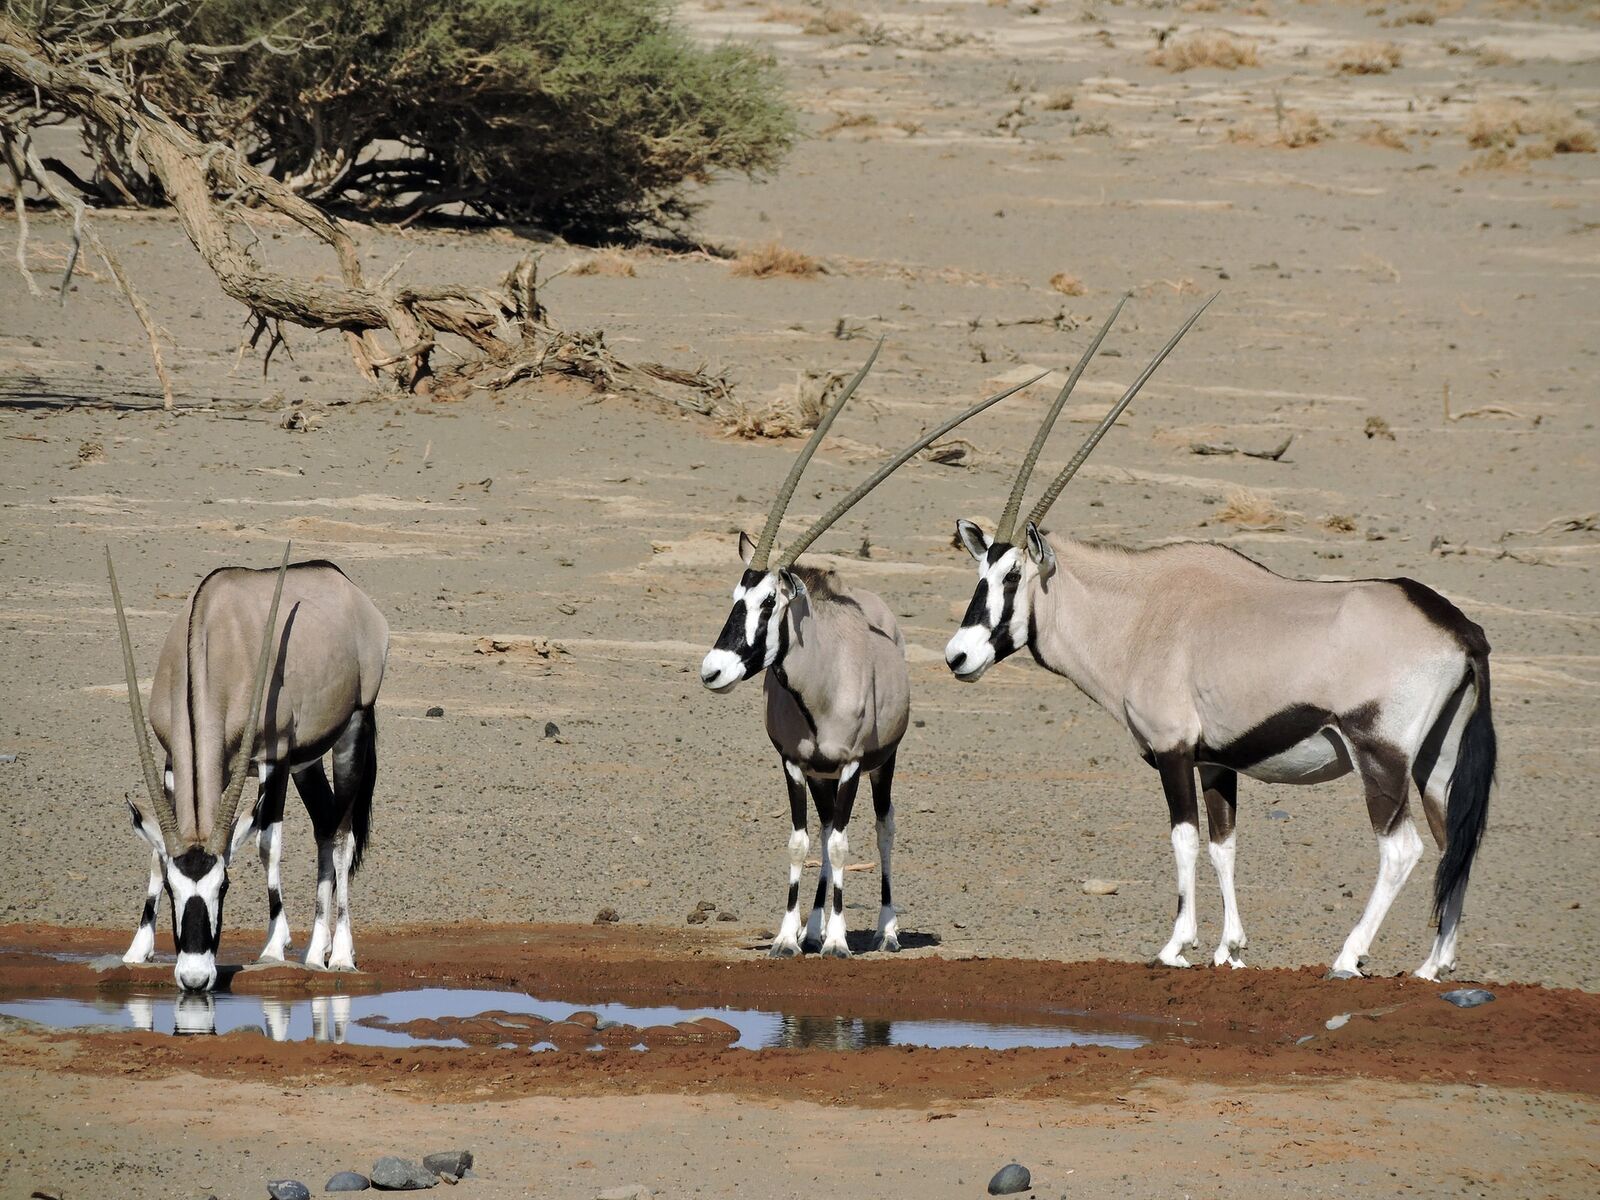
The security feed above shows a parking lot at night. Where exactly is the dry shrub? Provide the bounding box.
[1183,0,1223,9]
[1216,487,1289,529]
[1322,513,1358,533]
[1041,89,1076,111]
[819,111,878,136]
[1049,272,1087,296]
[1331,41,1403,75]
[1388,6,1436,24]
[1474,46,1521,67]
[1464,99,1597,159]
[763,5,867,35]
[719,369,842,439]
[1149,30,1261,72]
[570,249,636,277]
[731,241,824,279]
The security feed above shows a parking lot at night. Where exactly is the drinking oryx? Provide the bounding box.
[943,296,1495,981]
[701,343,1044,958]
[110,546,388,990]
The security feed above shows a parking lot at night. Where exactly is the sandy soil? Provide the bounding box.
[1,0,1598,1196]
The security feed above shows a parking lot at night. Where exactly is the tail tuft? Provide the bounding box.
[1433,654,1494,922]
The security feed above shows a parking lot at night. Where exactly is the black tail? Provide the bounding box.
[349,707,376,875]
[1433,653,1494,921]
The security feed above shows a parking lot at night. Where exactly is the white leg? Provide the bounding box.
[261,998,292,1042]
[1332,819,1424,977]
[804,822,833,949]
[327,829,357,970]
[1417,879,1465,981]
[772,825,809,957]
[1208,833,1247,968]
[873,806,899,953]
[820,825,851,958]
[125,995,156,1032]
[123,850,162,963]
[258,820,290,961]
[1157,823,1201,968]
[303,836,335,968]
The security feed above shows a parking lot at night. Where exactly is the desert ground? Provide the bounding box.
[1,1,1597,1197]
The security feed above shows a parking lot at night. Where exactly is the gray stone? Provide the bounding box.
[1268,809,1290,821]
[422,1151,473,1177]
[1441,988,1496,1009]
[89,953,128,972]
[596,1187,652,1200]
[425,706,445,719]
[1295,1034,1315,1045]
[1325,1013,1351,1031]
[326,1172,371,1192]
[988,1163,1031,1195]
[544,721,560,738]
[268,1182,311,1200]
[370,1157,437,1191]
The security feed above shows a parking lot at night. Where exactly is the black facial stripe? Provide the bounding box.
[959,578,991,630]
[173,847,218,882]
[179,896,218,954]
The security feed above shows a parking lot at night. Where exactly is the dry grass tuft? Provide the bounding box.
[1387,6,1437,25]
[1362,122,1410,151]
[762,5,868,35]
[1331,41,1403,75]
[718,369,843,440]
[731,241,825,279]
[1463,99,1596,169]
[1149,30,1260,73]
[1216,487,1290,529]
[1041,88,1076,112]
[1276,109,1329,148]
[1322,513,1358,533]
[570,249,636,277]
[1474,46,1521,68]
[1049,271,1087,296]
[819,111,878,136]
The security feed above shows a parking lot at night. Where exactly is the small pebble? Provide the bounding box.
[0,752,17,764]
[326,1174,371,1193]
[1268,810,1290,821]
[1441,988,1495,1008]
[425,706,445,719]
[1081,879,1118,896]
[422,1151,473,1178]
[369,1156,437,1190]
[1295,1034,1315,1045]
[593,906,620,924]
[686,910,708,924]
[596,1187,653,1200]
[1325,1013,1351,1030]
[716,910,738,921]
[544,721,560,737]
[268,1182,311,1200]
[988,1163,1031,1195]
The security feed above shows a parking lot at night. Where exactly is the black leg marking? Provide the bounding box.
[803,777,837,952]
[772,759,809,960]
[871,750,899,952]
[1199,764,1237,845]
[1153,748,1201,965]
[822,766,862,958]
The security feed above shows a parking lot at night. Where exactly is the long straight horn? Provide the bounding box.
[208,543,291,855]
[994,296,1128,544]
[749,337,884,570]
[1026,293,1216,530]
[108,548,179,855]
[773,371,1048,568]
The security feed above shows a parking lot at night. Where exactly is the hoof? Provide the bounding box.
[872,936,901,954]
[799,938,822,955]
[327,958,357,973]
[1325,968,1361,981]
[1154,952,1191,969]
[820,942,851,960]
[768,941,801,960]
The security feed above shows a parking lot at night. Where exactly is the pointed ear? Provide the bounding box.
[956,519,992,562]
[738,530,757,566]
[1025,521,1056,584]
[778,568,807,602]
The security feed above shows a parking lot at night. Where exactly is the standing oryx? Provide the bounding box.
[702,342,1043,958]
[110,546,388,990]
[944,296,1495,981]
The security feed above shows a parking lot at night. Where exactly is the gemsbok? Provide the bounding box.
[701,342,1043,957]
[109,546,388,990]
[943,297,1494,981]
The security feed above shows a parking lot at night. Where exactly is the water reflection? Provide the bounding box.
[174,993,216,1036]
[777,1014,893,1051]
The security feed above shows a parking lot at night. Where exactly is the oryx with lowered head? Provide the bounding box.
[110,546,388,990]
[702,343,1042,958]
[944,296,1495,981]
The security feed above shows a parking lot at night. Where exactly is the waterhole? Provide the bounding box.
[0,985,1185,1051]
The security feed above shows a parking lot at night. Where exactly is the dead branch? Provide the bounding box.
[0,13,732,410]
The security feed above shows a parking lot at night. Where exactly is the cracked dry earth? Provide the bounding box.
[1,1,1597,1197]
